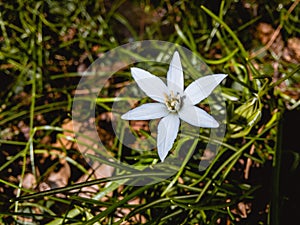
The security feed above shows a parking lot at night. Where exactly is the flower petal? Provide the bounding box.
[178,104,219,128]
[167,51,184,93]
[184,74,227,105]
[131,67,168,103]
[121,103,169,120]
[157,114,180,162]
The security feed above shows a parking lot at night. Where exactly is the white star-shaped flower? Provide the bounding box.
[121,51,227,162]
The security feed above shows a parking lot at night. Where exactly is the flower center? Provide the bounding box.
[164,91,182,112]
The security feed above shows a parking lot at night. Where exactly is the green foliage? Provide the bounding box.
[0,0,299,224]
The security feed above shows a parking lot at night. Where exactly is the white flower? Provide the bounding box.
[121,51,227,162]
